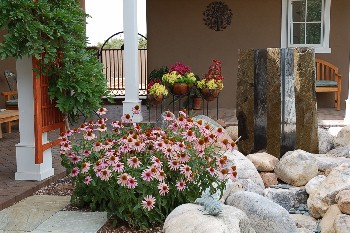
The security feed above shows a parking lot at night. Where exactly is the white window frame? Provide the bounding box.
[281,0,331,53]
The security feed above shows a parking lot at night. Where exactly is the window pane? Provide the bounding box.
[292,0,306,22]
[292,23,305,44]
[306,23,321,44]
[307,0,322,21]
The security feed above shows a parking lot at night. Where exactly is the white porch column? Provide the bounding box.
[344,52,350,124]
[15,57,54,181]
[123,0,143,122]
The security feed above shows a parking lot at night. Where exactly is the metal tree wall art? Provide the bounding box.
[203,1,233,31]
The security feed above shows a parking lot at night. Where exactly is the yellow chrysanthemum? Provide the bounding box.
[148,83,169,96]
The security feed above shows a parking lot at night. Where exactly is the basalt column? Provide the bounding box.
[236,48,318,158]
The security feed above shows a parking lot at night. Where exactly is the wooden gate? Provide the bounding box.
[32,56,65,164]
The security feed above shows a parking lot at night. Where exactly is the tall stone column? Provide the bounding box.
[15,57,54,181]
[123,0,143,122]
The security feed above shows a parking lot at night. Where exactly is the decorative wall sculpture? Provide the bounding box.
[203,1,233,31]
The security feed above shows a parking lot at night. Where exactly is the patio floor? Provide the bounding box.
[0,107,346,212]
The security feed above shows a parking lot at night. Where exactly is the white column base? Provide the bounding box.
[123,100,143,122]
[15,143,54,181]
[344,99,350,124]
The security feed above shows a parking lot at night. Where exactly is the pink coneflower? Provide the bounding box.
[141,169,153,182]
[151,156,163,168]
[84,131,96,141]
[217,168,229,180]
[175,142,186,153]
[213,127,225,137]
[81,162,91,173]
[132,105,141,114]
[156,170,166,181]
[176,180,186,191]
[113,162,124,173]
[142,195,156,211]
[65,130,73,137]
[93,141,102,152]
[59,137,69,145]
[111,120,124,129]
[180,165,192,178]
[82,150,91,157]
[182,129,196,142]
[178,153,190,163]
[216,156,227,168]
[96,107,108,115]
[60,142,72,152]
[169,160,181,170]
[66,152,75,158]
[105,149,115,156]
[158,182,169,196]
[97,124,107,132]
[127,157,142,168]
[99,169,111,181]
[84,176,92,185]
[127,176,138,189]
[168,122,179,131]
[207,167,216,176]
[134,140,145,152]
[117,173,129,186]
[70,167,80,177]
[71,155,81,164]
[164,147,174,157]
[163,111,175,121]
[121,114,132,123]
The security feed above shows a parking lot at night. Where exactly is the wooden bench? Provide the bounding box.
[315,58,341,110]
[0,110,19,138]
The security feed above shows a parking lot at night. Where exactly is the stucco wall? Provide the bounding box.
[147,0,349,109]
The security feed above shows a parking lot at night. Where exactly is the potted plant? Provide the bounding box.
[147,81,168,105]
[162,62,197,95]
[191,87,203,110]
[197,59,224,101]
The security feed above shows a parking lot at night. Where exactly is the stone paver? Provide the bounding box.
[34,211,107,233]
[0,195,70,232]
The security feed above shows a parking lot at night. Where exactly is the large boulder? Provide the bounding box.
[247,152,279,172]
[320,205,342,233]
[307,163,350,218]
[326,146,350,158]
[290,214,317,232]
[263,187,308,211]
[224,151,265,189]
[222,179,264,203]
[225,126,239,141]
[275,150,318,186]
[334,125,350,147]
[334,214,350,233]
[313,156,350,171]
[335,190,350,214]
[225,191,298,233]
[163,203,256,233]
[305,175,326,195]
[319,128,335,154]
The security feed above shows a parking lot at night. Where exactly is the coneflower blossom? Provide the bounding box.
[71,155,81,164]
[84,131,96,141]
[163,111,175,121]
[182,129,196,142]
[132,105,141,114]
[82,150,91,157]
[93,141,103,152]
[141,169,153,182]
[96,107,107,115]
[111,120,123,129]
[70,167,80,177]
[121,114,132,123]
[81,162,91,173]
[176,180,186,191]
[97,124,107,132]
[99,169,111,181]
[158,182,169,196]
[113,162,124,173]
[178,153,190,163]
[127,177,138,189]
[117,173,129,186]
[180,165,192,178]
[169,160,181,170]
[207,167,216,176]
[84,176,92,185]
[151,156,163,167]
[127,157,142,168]
[156,170,166,181]
[141,195,156,211]
[60,142,72,152]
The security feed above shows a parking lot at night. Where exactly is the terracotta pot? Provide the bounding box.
[201,88,220,101]
[172,83,189,95]
[147,94,163,105]
[192,97,203,110]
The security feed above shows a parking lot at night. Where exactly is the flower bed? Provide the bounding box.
[60,107,236,229]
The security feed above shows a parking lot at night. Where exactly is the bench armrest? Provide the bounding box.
[1,91,18,101]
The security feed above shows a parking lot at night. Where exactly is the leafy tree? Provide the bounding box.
[0,0,109,122]
[96,36,147,49]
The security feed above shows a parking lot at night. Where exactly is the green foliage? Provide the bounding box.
[0,0,109,121]
[60,111,236,229]
[148,66,169,83]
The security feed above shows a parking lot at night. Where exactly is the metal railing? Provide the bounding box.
[99,48,148,97]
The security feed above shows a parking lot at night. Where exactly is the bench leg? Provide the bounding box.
[336,91,341,111]
[0,123,2,138]
[5,122,11,133]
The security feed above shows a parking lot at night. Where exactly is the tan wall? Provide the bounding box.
[147,0,349,109]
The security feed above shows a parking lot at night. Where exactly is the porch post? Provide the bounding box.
[122,0,143,122]
[15,57,54,181]
[344,51,350,124]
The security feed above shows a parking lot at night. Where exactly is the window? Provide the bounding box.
[281,0,331,53]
